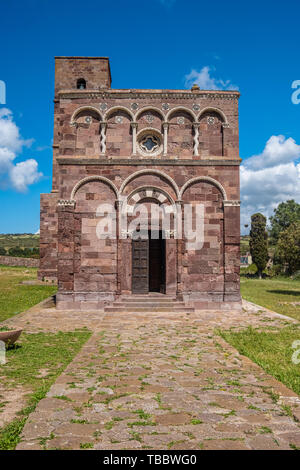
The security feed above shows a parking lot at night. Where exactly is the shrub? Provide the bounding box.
[277,222,300,275]
[266,264,282,278]
[8,247,25,257]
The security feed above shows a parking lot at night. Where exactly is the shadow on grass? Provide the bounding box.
[267,290,300,296]
[6,344,22,351]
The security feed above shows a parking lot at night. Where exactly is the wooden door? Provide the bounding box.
[132,239,149,293]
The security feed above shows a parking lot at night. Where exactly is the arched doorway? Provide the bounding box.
[132,230,166,294]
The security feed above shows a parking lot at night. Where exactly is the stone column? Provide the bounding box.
[131,122,138,155]
[176,200,184,300]
[100,121,107,155]
[119,235,132,294]
[165,236,177,295]
[115,200,122,295]
[162,122,169,156]
[193,123,200,156]
[56,200,76,308]
[223,200,241,303]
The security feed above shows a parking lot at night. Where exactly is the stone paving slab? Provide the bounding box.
[3,297,294,334]
[3,297,105,333]
[15,304,300,450]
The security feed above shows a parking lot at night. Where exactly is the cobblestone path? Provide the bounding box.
[16,303,300,450]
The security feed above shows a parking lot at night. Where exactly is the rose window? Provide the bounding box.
[138,133,161,156]
[137,128,162,157]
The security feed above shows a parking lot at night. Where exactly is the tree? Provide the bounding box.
[249,213,268,279]
[269,200,300,243]
[277,222,300,274]
[8,247,24,257]
[23,248,32,257]
[0,247,6,255]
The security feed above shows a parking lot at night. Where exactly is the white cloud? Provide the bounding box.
[185,66,239,90]
[241,135,300,233]
[243,135,300,171]
[10,159,42,192]
[0,108,42,192]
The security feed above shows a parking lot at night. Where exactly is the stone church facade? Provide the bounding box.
[39,57,241,310]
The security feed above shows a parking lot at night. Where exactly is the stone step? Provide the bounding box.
[119,297,177,302]
[104,306,194,313]
[103,312,194,316]
[111,302,186,308]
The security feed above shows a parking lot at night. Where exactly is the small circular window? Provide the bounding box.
[137,129,162,157]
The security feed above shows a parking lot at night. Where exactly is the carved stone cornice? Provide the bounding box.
[223,200,241,207]
[57,199,76,208]
[58,90,240,101]
[56,157,241,166]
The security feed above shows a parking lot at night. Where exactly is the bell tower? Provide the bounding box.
[54,56,111,97]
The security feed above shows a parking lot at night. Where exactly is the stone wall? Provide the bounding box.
[38,192,58,281]
[54,57,111,97]
[0,256,39,268]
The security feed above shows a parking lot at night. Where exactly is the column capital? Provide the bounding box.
[176,200,184,206]
[222,122,230,129]
[162,121,169,129]
[130,121,138,129]
[115,200,123,209]
[164,229,177,239]
[192,122,200,128]
[120,229,134,239]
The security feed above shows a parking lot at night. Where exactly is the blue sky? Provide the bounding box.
[0,0,299,233]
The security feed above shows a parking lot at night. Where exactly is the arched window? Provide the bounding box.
[77,78,86,90]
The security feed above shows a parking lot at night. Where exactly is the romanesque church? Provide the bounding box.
[39,57,241,310]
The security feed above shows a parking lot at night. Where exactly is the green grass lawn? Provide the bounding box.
[0,266,57,322]
[241,276,300,321]
[219,325,300,396]
[0,265,90,450]
[0,330,92,450]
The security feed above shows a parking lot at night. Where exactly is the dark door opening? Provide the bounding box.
[131,232,166,294]
[149,232,165,293]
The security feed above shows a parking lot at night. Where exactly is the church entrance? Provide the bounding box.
[132,231,166,294]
